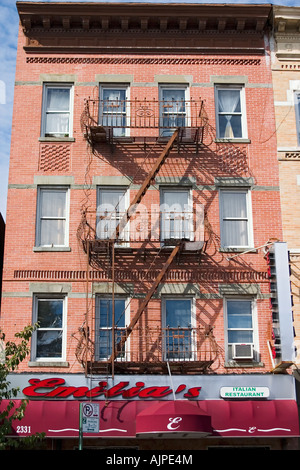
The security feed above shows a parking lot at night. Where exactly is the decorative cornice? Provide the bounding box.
[273,6,300,60]
[17,2,272,32]
[17,2,271,54]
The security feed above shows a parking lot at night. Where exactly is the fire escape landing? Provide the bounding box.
[83,96,205,151]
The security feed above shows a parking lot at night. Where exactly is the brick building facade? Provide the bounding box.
[271,6,300,369]
[0,2,298,451]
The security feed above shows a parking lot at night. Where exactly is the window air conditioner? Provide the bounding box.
[232,343,254,360]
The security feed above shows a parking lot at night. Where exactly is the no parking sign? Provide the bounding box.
[81,403,100,433]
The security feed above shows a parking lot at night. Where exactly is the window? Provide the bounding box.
[99,85,129,137]
[215,86,246,139]
[96,187,129,243]
[159,86,188,136]
[295,92,300,145]
[41,84,73,138]
[95,297,128,360]
[160,188,193,242]
[219,189,252,248]
[36,187,69,247]
[162,298,195,360]
[32,296,66,361]
[225,299,257,361]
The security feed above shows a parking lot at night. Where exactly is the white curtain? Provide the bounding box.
[218,89,240,138]
[222,192,248,246]
[40,190,66,246]
[45,88,70,135]
[102,89,126,136]
[161,190,192,240]
[162,89,185,113]
[97,189,126,240]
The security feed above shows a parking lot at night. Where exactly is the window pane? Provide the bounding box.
[41,190,66,218]
[222,192,247,219]
[162,89,185,111]
[97,189,126,239]
[166,299,191,327]
[227,300,252,316]
[46,88,70,111]
[219,115,242,138]
[166,328,192,360]
[222,220,248,246]
[99,299,125,327]
[99,329,126,358]
[45,113,70,136]
[36,330,62,358]
[228,330,253,343]
[37,300,63,328]
[218,89,241,113]
[40,219,66,246]
[103,89,126,113]
[227,300,253,343]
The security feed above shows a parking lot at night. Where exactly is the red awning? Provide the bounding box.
[136,400,212,437]
[1,399,299,439]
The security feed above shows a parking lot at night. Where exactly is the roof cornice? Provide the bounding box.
[16,2,272,54]
[17,2,272,33]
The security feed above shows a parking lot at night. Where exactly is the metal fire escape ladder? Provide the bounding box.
[109,129,180,362]
[109,242,182,363]
[113,128,179,241]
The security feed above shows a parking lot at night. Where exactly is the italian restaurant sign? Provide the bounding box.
[220,386,270,398]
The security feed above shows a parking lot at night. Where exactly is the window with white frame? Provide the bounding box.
[295,92,300,145]
[160,188,193,242]
[41,84,73,138]
[225,298,257,361]
[32,296,66,361]
[96,187,129,243]
[36,187,69,247]
[219,189,252,249]
[159,85,189,136]
[99,85,129,137]
[215,86,247,139]
[162,298,195,361]
[95,297,128,360]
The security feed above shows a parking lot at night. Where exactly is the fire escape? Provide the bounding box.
[79,94,219,375]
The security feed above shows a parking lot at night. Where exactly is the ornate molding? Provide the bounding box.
[273,6,300,61]
[13,269,268,282]
[17,2,270,54]
[26,57,261,66]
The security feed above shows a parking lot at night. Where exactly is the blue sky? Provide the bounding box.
[0,0,298,221]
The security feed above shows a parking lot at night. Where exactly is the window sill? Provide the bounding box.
[219,247,257,253]
[224,361,264,368]
[28,361,69,367]
[214,138,251,144]
[39,137,75,142]
[33,246,71,252]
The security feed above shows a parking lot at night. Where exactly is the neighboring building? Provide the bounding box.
[271,6,300,369]
[0,213,5,307]
[271,5,300,432]
[0,2,298,450]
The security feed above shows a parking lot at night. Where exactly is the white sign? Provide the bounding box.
[82,403,100,433]
[220,386,270,398]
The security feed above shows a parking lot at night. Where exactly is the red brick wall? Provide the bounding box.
[0,24,282,374]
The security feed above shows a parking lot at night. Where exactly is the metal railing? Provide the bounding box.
[82,209,204,245]
[94,326,218,364]
[84,97,204,135]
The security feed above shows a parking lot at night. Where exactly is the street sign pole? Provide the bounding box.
[79,403,83,450]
